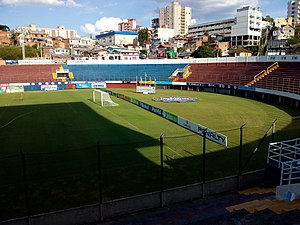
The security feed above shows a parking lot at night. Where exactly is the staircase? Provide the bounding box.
[169,64,192,82]
[226,187,300,214]
[245,62,279,87]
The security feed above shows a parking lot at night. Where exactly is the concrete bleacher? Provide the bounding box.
[253,62,300,95]
[0,64,60,83]
[63,64,187,82]
[183,62,271,86]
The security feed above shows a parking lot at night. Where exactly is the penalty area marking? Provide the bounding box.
[0,110,37,129]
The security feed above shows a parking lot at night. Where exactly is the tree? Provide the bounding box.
[191,45,218,58]
[0,24,10,31]
[288,35,300,53]
[10,31,19,46]
[138,28,149,46]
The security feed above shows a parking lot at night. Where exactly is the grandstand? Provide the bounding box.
[0,56,300,225]
[0,64,60,83]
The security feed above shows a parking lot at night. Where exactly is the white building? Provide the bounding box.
[159,1,191,36]
[273,24,295,40]
[152,28,175,43]
[15,24,77,39]
[69,37,95,48]
[95,31,138,46]
[231,6,263,47]
[188,18,236,37]
[288,0,300,26]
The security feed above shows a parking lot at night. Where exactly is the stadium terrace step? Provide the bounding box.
[238,187,276,195]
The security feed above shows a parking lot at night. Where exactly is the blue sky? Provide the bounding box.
[0,0,290,37]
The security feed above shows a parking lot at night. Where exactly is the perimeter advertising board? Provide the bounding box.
[177,117,227,146]
[41,85,58,91]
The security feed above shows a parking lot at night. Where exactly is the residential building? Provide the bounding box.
[188,18,236,37]
[159,1,192,36]
[151,28,175,43]
[228,47,252,57]
[118,19,137,32]
[231,6,263,47]
[69,37,95,48]
[274,17,293,27]
[95,31,138,46]
[287,0,300,26]
[15,24,77,39]
[156,44,177,59]
[273,24,295,40]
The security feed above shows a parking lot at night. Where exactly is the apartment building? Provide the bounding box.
[188,18,236,37]
[159,1,191,36]
[118,19,137,32]
[231,6,263,47]
[288,0,300,26]
[15,24,77,39]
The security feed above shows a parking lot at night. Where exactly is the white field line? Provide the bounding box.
[165,145,184,158]
[0,110,37,129]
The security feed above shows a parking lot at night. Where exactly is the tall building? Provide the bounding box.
[231,6,263,47]
[118,19,137,32]
[287,0,300,26]
[159,1,192,36]
[15,24,77,39]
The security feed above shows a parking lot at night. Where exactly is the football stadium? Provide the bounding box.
[0,56,300,224]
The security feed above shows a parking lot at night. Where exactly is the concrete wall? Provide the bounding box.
[0,170,265,225]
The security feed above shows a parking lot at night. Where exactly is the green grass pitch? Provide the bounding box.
[0,88,299,219]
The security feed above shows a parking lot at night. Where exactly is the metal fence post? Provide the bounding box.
[271,119,277,143]
[202,130,207,198]
[160,134,164,207]
[20,150,31,225]
[238,124,246,190]
[97,142,103,222]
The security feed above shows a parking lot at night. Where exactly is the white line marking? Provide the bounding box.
[0,110,37,129]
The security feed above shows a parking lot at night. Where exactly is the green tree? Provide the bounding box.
[288,35,300,53]
[138,28,149,46]
[0,24,10,31]
[10,31,19,46]
[191,45,218,58]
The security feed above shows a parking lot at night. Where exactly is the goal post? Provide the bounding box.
[92,90,119,107]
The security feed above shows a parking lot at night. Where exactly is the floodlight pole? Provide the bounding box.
[20,150,31,225]
[160,134,164,207]
[97,141,103,222]
[202,130,207,199]
[238,124,246,190]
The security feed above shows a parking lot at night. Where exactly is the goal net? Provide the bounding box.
[92,90,119,106]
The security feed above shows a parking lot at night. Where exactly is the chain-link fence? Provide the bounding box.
[1,118,299,221]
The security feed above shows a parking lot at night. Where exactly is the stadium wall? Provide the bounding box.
[0,170,264,225]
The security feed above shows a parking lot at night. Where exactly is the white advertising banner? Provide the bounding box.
[177,117,227,146]
[136,86,156,94]
[91,82,106,88]
[41,85,57,91]
[18,60,55,65]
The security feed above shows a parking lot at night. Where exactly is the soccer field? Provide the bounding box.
[0,88,299,219]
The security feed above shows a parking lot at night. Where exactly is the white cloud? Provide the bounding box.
[80,17,126,35]
[0,0,81,7]
[191,18,197,25]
